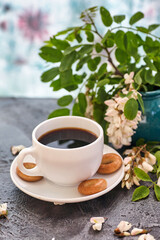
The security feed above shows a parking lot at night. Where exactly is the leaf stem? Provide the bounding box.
[111,26,160,39]
[86,14,123,77]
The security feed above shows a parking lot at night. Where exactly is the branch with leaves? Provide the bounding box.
[39,6,160,147]
[122,140,160,202]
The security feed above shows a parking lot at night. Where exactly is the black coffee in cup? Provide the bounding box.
[38,127,97,149]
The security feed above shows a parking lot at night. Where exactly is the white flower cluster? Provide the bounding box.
[114,221,155,239]
[104,72,141,149]
[122,146,156,189]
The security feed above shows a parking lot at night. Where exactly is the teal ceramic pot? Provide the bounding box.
[133,89,160,143]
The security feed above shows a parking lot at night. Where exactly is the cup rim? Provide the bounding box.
[32,116,103,151]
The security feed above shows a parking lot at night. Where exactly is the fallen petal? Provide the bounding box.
[92,223,102,231]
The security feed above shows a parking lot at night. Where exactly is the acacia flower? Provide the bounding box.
[114,221,132,233]
[122,145,155,189]
[138,233,155,240]
[0,203,7,216]
[104,72,141,149]
[90,217,105,231]
[131,228,149,236]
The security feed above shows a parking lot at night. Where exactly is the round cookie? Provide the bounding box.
[97,153,122,174]
[78,178,107,195]
[16,162,43,182]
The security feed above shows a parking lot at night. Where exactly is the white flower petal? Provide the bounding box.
[92,223,102,231]
[142,161,153,172]
[0,203,7,215]
[138,234,147,240]
[148,153,156,165]
[131,228,143,235]
[124,157,132,165]
[90,217,105,224]
[146,233,156,240]
[117,221,132,232]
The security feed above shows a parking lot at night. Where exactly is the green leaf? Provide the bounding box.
[41,67,59,82]
[50,79,61,91]
[95,43,103,53]
[48,108,70,119]
[72,103,83,116]
[129,11,144,25]
[65,31,76,42]
[50,37,70,50]
[78,93,87,115]
[137,93,144,114]
[113,15,125,23]
[59,51,77,72]
[64,45,81,55]
[100,7,113,27]
[76,55,91,71]
[55,27,75,36]
[60,69,73,88]
[136,26,149,34]
[154,184,160,201]
[93,103,105,123]
[135,69,143,85]
[96,87,107,104]
[144,56,157,71]
[115,48,129,64]
[75,33,82,43]
[155,151,160,166]
[87,57,101,71]
[144,69,155,85]
[74,73,86,84]
[134,167,152,182]
[97,79,109,87]
[148,24,160,32]
[97,63,107,77]
[78,44,93,56]
[124,98,138,120]
[114,30,125,50]
[132,186,150,201]
[57,95,73,107]
[155,73,160,87]
[39,47,63,63]
[85,31,94,42]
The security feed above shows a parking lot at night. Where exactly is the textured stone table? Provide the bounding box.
[0,98,160,240]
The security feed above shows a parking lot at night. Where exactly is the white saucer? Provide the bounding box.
[10,144,124,203]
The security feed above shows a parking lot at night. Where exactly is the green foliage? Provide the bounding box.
[124,98,138,120]
[57,95,73,106]
[48,108,70,118]
[39,6,160,139]
[132,186,150,201]
[134,167,152,182]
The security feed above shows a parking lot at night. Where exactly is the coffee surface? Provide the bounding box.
[38,128,97,149]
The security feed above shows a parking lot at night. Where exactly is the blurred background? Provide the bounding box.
[0,0,160,98]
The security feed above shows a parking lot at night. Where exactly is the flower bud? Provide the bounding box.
[126,181,132,189]
[131,228,148,236]
[133,176,140,186]
[148,153,156,165]
[124,157,132,165]
[142,161,153,172]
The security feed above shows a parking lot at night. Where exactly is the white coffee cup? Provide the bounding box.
[17,116,104,186]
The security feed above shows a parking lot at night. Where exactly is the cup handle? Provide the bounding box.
[17,147,43,176]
